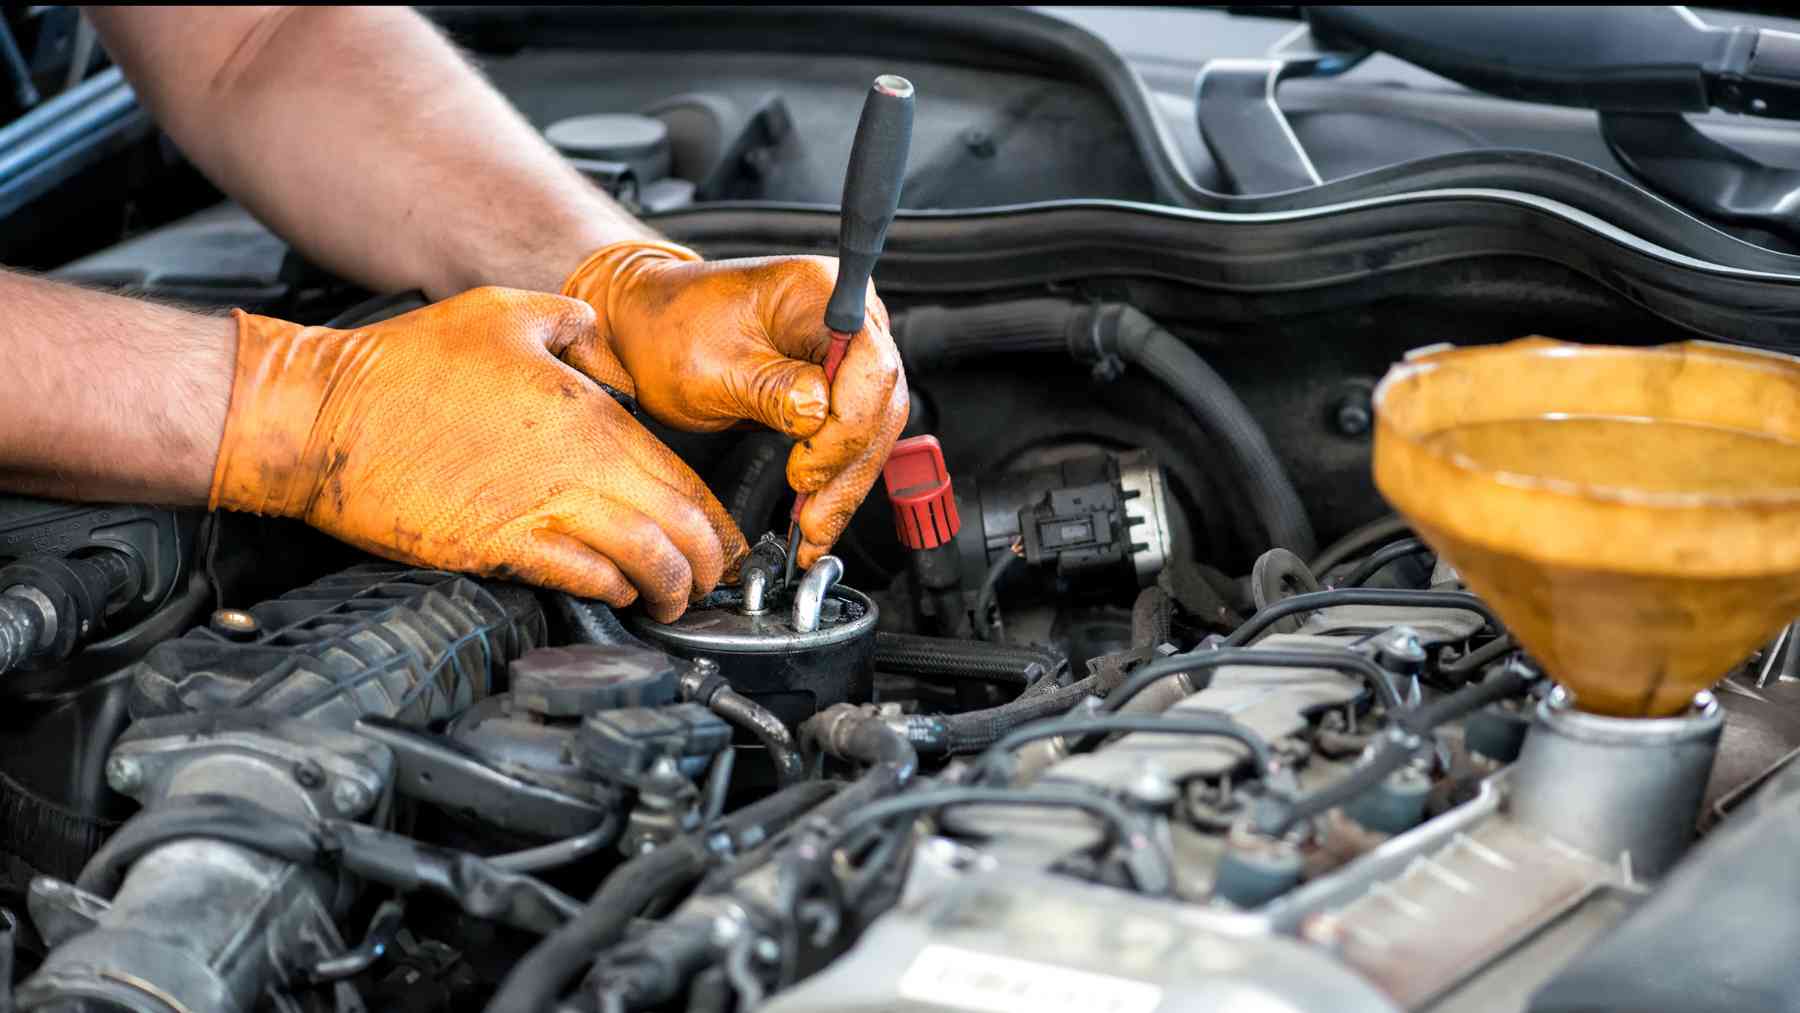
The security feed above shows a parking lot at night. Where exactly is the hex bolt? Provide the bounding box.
[292,759,326,789]
[105,755,143,795]
[1329,384,1375,438]
[1125,759,1179,810]
[331,779,373,816]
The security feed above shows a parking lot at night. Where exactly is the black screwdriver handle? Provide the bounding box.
[825,74,914,334]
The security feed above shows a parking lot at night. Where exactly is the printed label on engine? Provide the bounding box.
[897,944,1163,1013]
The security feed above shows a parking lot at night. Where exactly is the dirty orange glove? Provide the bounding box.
[563,240,908,568]
[209,287,747,620]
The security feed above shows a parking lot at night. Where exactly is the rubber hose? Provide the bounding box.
[1341,537,1432,588]
[489,812,623,873]
[1310,514,1411,575]
[709,688,806,787]
[893,300,1314,557]
[1099,304,1315,558]
[974,551,1018,642]
[1225,589,1499,646]
[892,299,1079,369]
[1399,663,1536,736]
[489,779,837,1013]
[1101,647,1406,719]
[1264,665,1537,834]
[907,676,1100,754]
[974,711,1277,785]
[796,709,922,836]
[485,838,709,1013]
[551,592,650,649]
[1260,734,1416,835]
[1440,635,1517,680]
[875,632,1063,688]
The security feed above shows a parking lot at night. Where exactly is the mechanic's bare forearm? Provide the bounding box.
[0,271,231,504]
[87,6,656,300]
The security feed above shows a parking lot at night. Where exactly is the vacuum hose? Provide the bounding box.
[894,299,1315,558]
[486,780,838,1013]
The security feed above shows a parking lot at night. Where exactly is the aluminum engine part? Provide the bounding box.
[764,847,1399,1013]
[1218,683,1720,1009]
[1509,686,1723,879]
[21,718,376,1013]
[20,565,546,1013]
[950,602,1483,888]
[921,597,1693,1010]
[1260,777,1638,1011]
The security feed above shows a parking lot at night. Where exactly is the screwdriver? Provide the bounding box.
[785,73,916,586]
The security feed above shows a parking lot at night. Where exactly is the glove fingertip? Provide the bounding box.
[646,597,688,623]
[784,452,829,496]
[780,375,830,439]
[795,539,828,571]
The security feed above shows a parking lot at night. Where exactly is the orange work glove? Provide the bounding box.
[210,287,747,621]
[562,240,908,569]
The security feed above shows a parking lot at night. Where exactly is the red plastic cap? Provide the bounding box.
[882,435,960,550]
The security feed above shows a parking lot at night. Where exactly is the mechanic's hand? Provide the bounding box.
[209,287,747,620]
[563,240,908,568]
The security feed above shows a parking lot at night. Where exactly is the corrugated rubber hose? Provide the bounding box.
[874,632,1065,688]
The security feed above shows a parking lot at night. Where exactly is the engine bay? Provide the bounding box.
[5,6,1800,1013]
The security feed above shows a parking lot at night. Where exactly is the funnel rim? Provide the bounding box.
[1374,344,1800,511]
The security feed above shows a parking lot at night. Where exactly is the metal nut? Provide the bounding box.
[331,779,373,816]
[104,755,143,794]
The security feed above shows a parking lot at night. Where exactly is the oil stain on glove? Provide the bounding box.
[563,240,909,569]
[209,287,748,621]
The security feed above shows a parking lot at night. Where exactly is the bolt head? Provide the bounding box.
[105,755,143,794]
[331,779,373,816]
[291,759,326,789]
[1331,388,1375,438]
[1126,759,1179,808]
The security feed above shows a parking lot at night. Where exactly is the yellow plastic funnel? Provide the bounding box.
[1373,337,1800,717]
